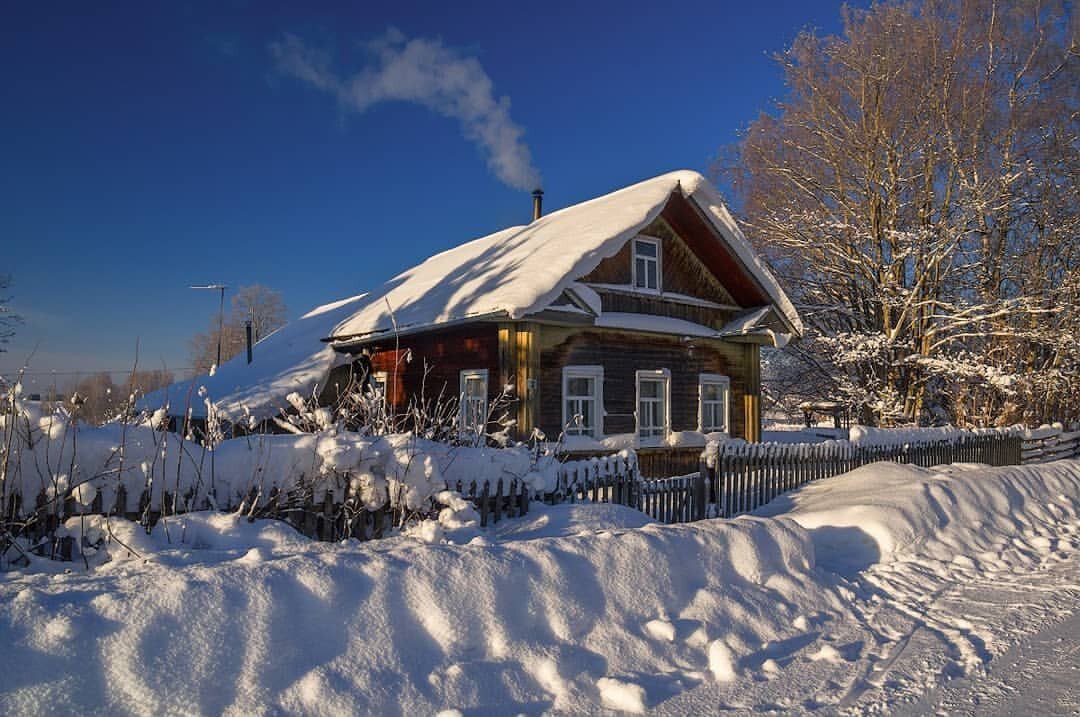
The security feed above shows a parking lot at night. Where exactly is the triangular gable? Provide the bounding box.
[579,211,739,307]
[327,170,801,344]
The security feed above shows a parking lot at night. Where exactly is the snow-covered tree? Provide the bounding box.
[727,0,1078,426]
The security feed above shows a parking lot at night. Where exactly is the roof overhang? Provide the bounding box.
[327,311,509,353]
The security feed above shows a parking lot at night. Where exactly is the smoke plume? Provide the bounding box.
[271,30,542,191]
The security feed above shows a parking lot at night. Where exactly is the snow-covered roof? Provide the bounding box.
[146,171,800,423]
[137,294,368,421]
[328,170,802,344]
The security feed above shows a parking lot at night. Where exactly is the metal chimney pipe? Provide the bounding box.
[532,189,544,221]
[245,320,254,364]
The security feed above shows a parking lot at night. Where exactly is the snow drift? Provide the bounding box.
[1,459,1077,714]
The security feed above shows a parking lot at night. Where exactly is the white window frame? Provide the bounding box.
[459,369,489,433]
[370,370,389,403]
[562,365,604,438]
[632,236,662,293]
[698,373,731,433]
[635,368,671,443]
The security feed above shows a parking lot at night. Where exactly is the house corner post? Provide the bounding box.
[498,322,518,437]
[744,343,761,443]
[511,322,540,439]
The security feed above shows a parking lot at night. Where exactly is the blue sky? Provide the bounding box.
[0,0,863,387]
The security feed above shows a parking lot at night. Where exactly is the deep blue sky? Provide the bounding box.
[1,0,863,387]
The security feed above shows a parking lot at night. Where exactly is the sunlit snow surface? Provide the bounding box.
[1,460,1077,715]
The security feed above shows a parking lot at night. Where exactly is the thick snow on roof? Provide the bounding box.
[329,170,802,342]
[138,294,368,421]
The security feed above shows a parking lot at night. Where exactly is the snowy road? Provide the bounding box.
[652,531,1079,715]
[896,606,1080,716]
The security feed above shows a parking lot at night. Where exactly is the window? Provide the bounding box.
[636,369,670,441]
[459,369,489,433]
[633,237,661,292]
[562,366,604,437]
[699,374,730,433]
[370,371,388,402]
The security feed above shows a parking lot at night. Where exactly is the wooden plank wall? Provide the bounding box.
[366,325,502,410]
[538,326,754,440]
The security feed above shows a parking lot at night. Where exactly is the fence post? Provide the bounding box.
[697,459,709,520]
[479,481,490,527]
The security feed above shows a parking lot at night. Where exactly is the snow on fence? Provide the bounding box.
[556,452,709,523]
[703,433,1022,519]
[1020,427,1080,464]
[0,430,642,561]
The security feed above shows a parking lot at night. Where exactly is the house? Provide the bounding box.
[142,170,801,445]
[321,170,801,445]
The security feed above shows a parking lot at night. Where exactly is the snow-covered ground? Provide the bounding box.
[1,460,1077,715]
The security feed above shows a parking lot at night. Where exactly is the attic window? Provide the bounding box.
[633,237,661,292]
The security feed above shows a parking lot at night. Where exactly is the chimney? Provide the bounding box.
[532,188,544,221]
[245,319,254,364]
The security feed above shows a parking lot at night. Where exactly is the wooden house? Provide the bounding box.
[322,170,801,444]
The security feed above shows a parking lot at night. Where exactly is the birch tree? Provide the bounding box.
[728,0,1078,426]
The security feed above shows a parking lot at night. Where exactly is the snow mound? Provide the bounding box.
[756,460,1080,576]
[0,461,1076,714]
[495,502,654,541]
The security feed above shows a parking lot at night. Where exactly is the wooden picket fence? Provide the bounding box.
[557,433,1024,524]
[5,474,537,561]
[703,433,1022,519]
[560,465,709,524]
[3,431,1039,564]
[562,446,702,479]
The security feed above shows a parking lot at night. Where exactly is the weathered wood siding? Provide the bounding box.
[538,326,756,440]
[581,216,737,306]
[365,325,502,409]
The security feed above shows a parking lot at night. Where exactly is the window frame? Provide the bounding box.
[635,368,671,443]
[632,236,662,294]
[459,368,489,434]
[698,373,731,434]
[561,365,604,438]
[370,370,389,404]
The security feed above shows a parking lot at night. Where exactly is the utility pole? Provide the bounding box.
[190,284,228,369]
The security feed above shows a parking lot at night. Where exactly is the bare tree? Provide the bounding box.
[70,369,175,425]
[0,275,22,352]
[724,0,1078,426]
[189,285,287,374]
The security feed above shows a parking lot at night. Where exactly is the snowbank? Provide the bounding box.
[1,460,1076,714]
[756,460,1079,577]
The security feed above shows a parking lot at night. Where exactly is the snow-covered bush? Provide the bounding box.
[0,371,584,567]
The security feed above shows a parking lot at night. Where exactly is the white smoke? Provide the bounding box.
[271,29,541,191]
